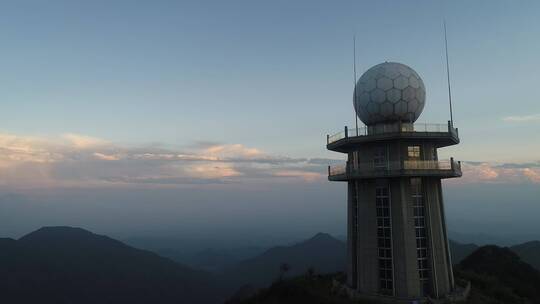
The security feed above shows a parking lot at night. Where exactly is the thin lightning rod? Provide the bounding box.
[444,20,454,126]
[353,34,359,136]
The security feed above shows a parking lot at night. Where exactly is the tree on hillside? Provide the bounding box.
[279,263,290,281]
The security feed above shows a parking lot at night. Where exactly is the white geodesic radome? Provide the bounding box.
[353,62,426,125]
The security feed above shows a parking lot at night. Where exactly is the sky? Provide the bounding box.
[0,1,539,243]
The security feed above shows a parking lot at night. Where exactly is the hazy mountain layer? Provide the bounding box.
[221,232,346,289]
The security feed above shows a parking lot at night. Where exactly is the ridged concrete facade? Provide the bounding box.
[329,127,461,302]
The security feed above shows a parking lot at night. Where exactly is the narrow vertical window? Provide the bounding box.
[411,178,430,296]
[350,182,359,288]
[374,146,387,168]
[376,186,393,294]
[430,147,437,161]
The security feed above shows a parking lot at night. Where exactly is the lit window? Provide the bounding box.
[408,146,421,159]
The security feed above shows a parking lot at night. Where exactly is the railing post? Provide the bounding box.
[344,126,348,138]
[447,120,451,133]
[328,165,331,176]
[450,157,454,170]
[327,134,329,144]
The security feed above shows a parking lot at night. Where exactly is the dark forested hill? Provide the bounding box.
[0,226,224,304]
[456,245,540,303]
[510,240,540,271]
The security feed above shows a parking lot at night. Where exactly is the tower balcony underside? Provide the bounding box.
[328,160,462,181]
[327,122,459,153]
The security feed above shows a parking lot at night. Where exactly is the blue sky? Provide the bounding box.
[0,0,538,159]
[0,1,539,240]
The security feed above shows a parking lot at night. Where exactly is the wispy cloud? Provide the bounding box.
[93,152,121,161]
[522,168,540,183]
[457,161,540,184]
[273,170,322,182]
[0,132,331,189]
[63,133,109,149]
[502,113,540,122]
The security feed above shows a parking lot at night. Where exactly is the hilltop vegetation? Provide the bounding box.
[226,273,362,304]
[229,245,540,304]
[456,245,540,304]
[510,241,540,271]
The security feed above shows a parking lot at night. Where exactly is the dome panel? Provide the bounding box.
[395,101,408,116]
[408,98,419,112]
[358,92,370,105]
[384,66,400,79]
[387,88,401,103]
[371,89,386,104]
[398,64,413,77]
[361,78,377,92]
[409,76,420,89]
[377,77,393,91]
[367,101,380,115]
[372,66,386,79]
[380,102,394,116]
[416,87,425,101]
[403,86,416,102]
[394,76,409,90]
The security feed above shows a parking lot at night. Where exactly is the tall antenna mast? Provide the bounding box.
[353,34,359,136]
[444,20,454,126]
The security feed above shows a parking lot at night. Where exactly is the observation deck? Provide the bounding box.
[327,121,459,153]
[328,159,462,181]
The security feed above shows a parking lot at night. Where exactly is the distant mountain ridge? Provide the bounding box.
[2,227,539,304]
[450,239,540,271]
[449,240,479,264]
[0,226,224,304]
[221,232,346,289]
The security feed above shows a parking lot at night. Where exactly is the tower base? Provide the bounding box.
[332,280,470,304]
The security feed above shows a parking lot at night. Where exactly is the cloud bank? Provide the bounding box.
[0,132,538,189]
[0,133,329,189]
[455,161,540,185]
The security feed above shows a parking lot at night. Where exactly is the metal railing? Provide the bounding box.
[403,160,453,170]
[328,164,346,176]
[328,159,461,177]
[327,121,458,145]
